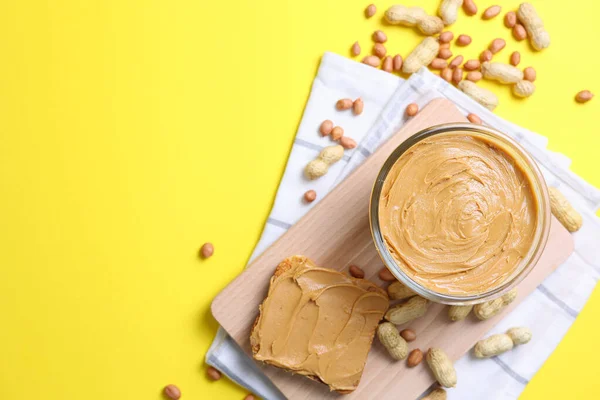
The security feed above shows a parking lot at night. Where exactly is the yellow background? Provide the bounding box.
[0,0,598,399]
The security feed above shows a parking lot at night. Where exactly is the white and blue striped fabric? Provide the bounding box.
[206,52,600,400]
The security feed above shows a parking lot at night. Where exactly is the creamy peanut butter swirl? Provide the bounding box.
[379,133,537,295]
[250,256,389,392]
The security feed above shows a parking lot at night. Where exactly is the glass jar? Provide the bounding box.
[369,123,550,305]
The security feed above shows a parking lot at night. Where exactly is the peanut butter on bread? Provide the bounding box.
[250,256,389,393]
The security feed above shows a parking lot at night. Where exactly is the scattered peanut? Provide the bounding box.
[423,388,447,400]
[512,24,527,41]
[482,5,501,20]
[549,187,583,232]
[385,296,429,325]
[304,190,317,203]
[349,264,365,279]
[507,327,533,345]
[474,333,514,358]
[452,67,463,84]
[377,322,408,360]
[439,31,454,43]
[441,67,453,82]
[438,0,463,25]
[336,98,353,110]
[482,62,524,84]
[351,41,361,56]
[340,136,357,149]
[449,55,463,69]
[464,59,480,71]
[407,348,424,367]
[458,80,499,110]
[388,281,415,300]
[403,36,441,74]
[462,0,477,16]
[575,90,594,104]
[523,67,536,82]
[479,50,493,62]
[439,42,450,50]
[426,348,457,388]
[405,103,419,116]
[438,48,453,60]
[382,56,393,72]
[510,51,521,66]
[373,43,387,58]
[517,2,550,51]
[385,5,445,35]
[304,145,344,180]
[362,55,381,67]
[512,80,535,98]
[379,267,396,281]
[201,243,214,258]
[244,394,255,400]
[353,98,364,115]
[393,54,403,71]
[207,366,222,381]
[504,11,517,28]
[505,289,519,303]
[163,384,182,400]
[430,58,448,70]
[400,328,417,342]
[473,288,517,320]
[365,3,377,18]
[488,38,506,54]
[448,304,473,321]
[466,71,482,82]
[474,327,532,358]
[319,120,334,136]
[373,30,387,43]
[331,126,344,140]
[456,34,472,46]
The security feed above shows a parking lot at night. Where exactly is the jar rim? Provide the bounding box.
[369,123,551,305]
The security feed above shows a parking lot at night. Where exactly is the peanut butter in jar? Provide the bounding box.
[373,126,549,299]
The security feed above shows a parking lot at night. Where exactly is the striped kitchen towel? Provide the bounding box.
[206,52,600,400]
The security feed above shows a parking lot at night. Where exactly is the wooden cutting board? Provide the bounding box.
[211,99,574,400]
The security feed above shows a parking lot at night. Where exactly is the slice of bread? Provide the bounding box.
[250,255,389,393]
